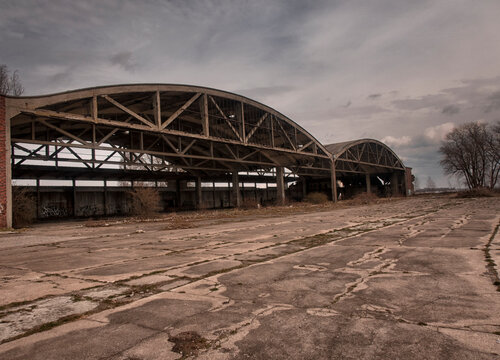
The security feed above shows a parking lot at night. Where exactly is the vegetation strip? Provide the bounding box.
[484,222,500,291]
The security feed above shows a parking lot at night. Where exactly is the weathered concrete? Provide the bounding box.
[0,196,499,359]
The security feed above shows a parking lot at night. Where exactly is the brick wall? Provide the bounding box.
[405,167,414,196]
[0,96,7,227]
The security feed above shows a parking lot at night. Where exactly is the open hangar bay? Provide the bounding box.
[1,84,412,227]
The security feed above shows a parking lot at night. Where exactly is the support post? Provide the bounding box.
[195,177,202,209]
[103,180,108,216]
[36,178,40,219]
[212,181,216,208]
[176,180,181,208]
[391,172,399,196]
[232,172,241,208]
[331,160,338,202]
[302,177,307,200]
[72,179,77,217]
[276,167,285,205]
[365,174,371,194]
[0,96,12,227]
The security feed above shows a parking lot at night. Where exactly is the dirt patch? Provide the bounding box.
[169,331,211,357]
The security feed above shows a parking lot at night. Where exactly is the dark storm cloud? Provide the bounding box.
[484,91,500,113]
[442,104,460,115]
[109,51,136,71]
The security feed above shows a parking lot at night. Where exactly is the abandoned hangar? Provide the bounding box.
[0,84,413,227]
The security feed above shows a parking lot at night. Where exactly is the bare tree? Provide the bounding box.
[439,122,499,190]
[426,176,436,189]
[485,121,500,189]
[414,176,420,190]
[0,64,24,96]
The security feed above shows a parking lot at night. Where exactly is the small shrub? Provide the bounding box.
[305,192,328,204]
[241,198,260,209]
[455,188,495,198]
[128,187,161,218]
[350,192,378,205]
[12,187,36,228]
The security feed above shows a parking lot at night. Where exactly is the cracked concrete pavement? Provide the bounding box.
[0,196,499,359]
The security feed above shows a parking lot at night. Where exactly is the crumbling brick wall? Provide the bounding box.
[0,96,7,227]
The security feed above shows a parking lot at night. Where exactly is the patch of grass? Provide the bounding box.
[71,294,83,302]
[169,331,211,358]
[12,187,36,228]
[1,313,83,345]
[128,187,162,218]
[455,188,496,198]
[483,223,500,291]
[349,192,379,205]
[305,192,329,204]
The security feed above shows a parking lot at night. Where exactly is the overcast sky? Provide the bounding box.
[1,0,500,187]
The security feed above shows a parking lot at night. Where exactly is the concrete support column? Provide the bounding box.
[175,180,181,208]
[103,180,108,216]
[212,181,216,208]
[330,161,338,202]
[276,167,285,205]
[391,172,399,196]
[36,179,40,219]
[365,174,371,194]
[72,179,77,217]
[302,177,307,200]
[195,177,202,209]
[232,172,241,208]
[0,96,12,228]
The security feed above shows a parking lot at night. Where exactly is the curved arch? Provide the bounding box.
[6,84,330,158]
[325,138,405,173]
[7,84,333,178]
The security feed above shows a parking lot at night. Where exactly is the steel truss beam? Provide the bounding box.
[10,87,334,181]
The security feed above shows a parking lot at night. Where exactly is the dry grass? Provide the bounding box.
[305,192,329,204]
[12,187,36,228]
[349,192,379,205]
[240,198,260,209]
[163,214,194,230]
[128,187,162,218]
[169,331,211,357]
[455,188,498,198]
[84,219,111,228]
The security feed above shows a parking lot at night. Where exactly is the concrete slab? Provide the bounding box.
[0,196,498,359]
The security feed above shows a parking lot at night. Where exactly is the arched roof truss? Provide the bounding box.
[7,85,332,180]
[326,139,405,175]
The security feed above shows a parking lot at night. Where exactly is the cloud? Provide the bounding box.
[484,91,500,113]
[423,122,455,143]
[381,135,412,147]
[109,51,136,71]
[441,104,460,115]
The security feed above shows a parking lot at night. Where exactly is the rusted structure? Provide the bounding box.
[0,84,411,227]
